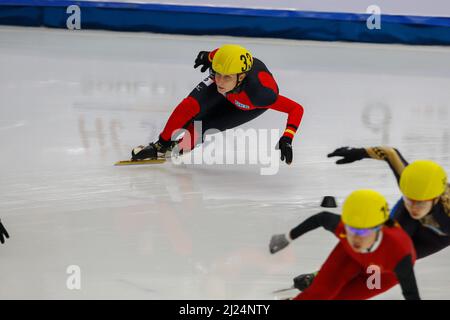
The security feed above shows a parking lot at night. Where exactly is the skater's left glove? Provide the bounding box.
[327,147,368,164]
[276,136,293,165]
[194,51,212,73]
[0,220,9,244]
[269,233,291,254]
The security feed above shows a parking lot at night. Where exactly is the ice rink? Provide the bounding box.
[0,26,449,299]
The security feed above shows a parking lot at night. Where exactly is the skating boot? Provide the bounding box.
[293,271,317,291]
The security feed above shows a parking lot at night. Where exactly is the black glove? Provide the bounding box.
[0,220,9,244]
[327,147,368,164]
[276,136,293,165]
[194,51,211,73]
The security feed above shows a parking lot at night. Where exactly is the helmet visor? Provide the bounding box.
[345,225,380,237]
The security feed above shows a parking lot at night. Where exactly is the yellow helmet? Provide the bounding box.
[212,44,253,75]
[400,160,447,201]
[342,189,389,229]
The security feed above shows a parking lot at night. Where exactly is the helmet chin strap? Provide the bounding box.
[229,72,247,93]
[236,73,244,86]
[366,229,383,253]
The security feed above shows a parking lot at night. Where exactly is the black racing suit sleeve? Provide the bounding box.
[394,255,421,300]
[289,211,340,240]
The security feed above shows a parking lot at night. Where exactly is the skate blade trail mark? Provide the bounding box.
[273,286,298,300]
[117,279,157,294]
[114,159,166,166]
[272,286,295,294]
[0,121,26,130]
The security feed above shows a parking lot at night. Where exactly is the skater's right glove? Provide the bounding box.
[327,147,368,164]
[269,233,291,254]
[0,220,9,244]
[194,51,212,73]
[276,136,293,165]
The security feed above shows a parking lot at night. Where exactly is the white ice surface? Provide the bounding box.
[0,26,449,299]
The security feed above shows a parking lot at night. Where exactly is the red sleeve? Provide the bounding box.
[268,95,304,140]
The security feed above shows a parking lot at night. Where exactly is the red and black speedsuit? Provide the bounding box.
[157,49,304,156]
[289,212,420,300]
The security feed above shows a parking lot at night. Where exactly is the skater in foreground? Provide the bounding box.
[271,189,420,300]
[276,146,449,292]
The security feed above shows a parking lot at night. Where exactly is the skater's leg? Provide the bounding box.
[177,99,268,152]
[159,77,225,146]
[294,243,361,300]
[202,103,267,133]
[176,122,200,153]
[133,77,225,160]
[332,273,398,300]
[159,96,201,143]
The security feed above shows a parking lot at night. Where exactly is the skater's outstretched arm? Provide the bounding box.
[269,96,304,165]
[394,254,421,300]
[269,212,340,254]
[328,146,409,182]
[289,211,340,239]
[267,96,304,139]
[365,147,409,182]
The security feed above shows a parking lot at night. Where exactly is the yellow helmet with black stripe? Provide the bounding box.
[212,44,253,75]
[342,189,389,229]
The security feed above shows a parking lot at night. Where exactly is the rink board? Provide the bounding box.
[0,0,450,45]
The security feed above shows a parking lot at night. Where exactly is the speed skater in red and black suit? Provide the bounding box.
[131,44,304,165]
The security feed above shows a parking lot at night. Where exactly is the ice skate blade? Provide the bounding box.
[114,159,166,166]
